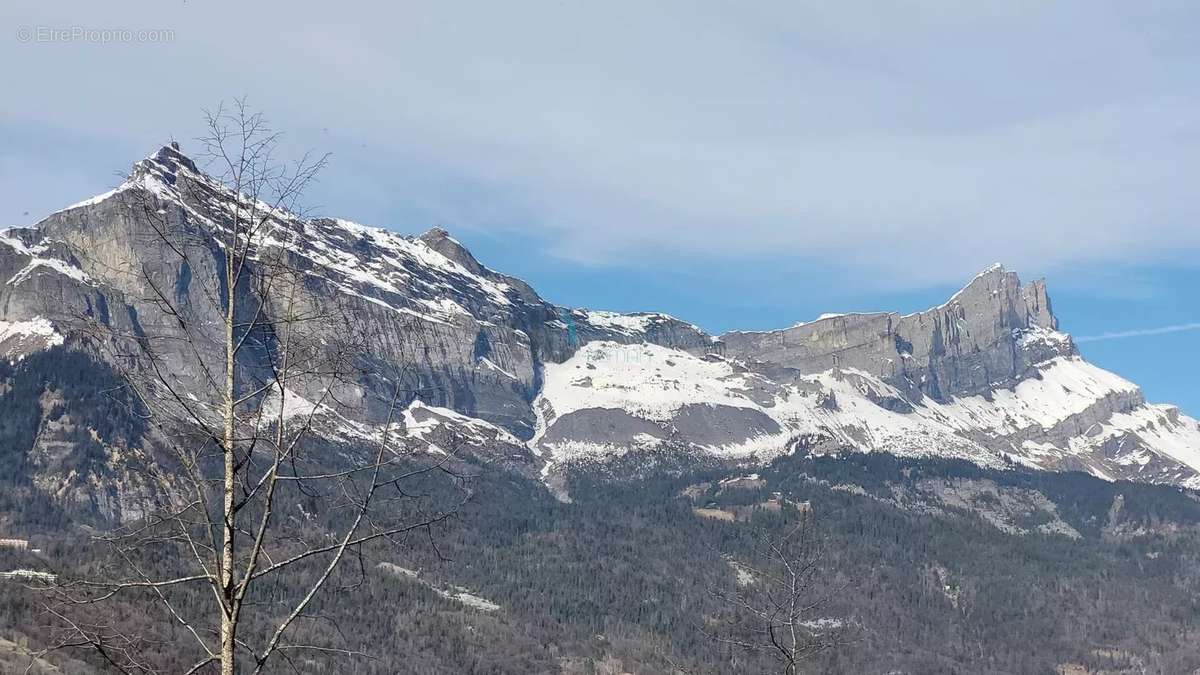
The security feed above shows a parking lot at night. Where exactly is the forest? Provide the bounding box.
[3,350,1200,673]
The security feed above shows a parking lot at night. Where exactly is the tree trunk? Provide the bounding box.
[221,253,238,675]
[221,615,236,675]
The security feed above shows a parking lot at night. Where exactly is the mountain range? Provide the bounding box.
[3,145,1198,519]
[6,145,1200,674]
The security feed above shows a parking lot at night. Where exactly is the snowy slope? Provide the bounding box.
[531,341,1000,473]
[532,336,1200,489]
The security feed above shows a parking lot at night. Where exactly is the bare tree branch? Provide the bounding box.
[38,101,464,675]
[702,510,856,674]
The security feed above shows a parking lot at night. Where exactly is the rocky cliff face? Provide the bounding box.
[0,147,716,517]
[2,145,1199,520]
[718,265,1068,402]
[3,147,705,434]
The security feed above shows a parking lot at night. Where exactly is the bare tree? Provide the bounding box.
[706,511,853,674]
[39,101,467,674]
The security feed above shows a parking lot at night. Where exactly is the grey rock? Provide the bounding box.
[719,265,1072,402]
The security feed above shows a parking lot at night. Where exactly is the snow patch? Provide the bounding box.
[920,356,1139,435]
[436,586,501,611]
[580,310,657,334]
[537,341,758,421]
[0,317,64,358]
[728,560,757,586]
[377,562,499,611]
[403,400,522,447]
[478,357,517,380]
[1,235,89,287]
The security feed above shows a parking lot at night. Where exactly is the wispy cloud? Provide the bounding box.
[1076,323,1200,343]
[4,2,1200,287]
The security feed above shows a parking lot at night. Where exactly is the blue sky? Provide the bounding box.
[2,1,1198,415]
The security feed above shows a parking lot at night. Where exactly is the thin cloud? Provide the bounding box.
[1075,323,1200,343]
[3,2,1200,287]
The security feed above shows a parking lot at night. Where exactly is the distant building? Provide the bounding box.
[0,539,29,551]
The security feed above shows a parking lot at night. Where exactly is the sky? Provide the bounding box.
[2,1,1198,415]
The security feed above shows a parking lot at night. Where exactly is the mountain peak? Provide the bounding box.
[122,143,202,198]
[142,143,199,177]
[421,226,452,241]
[936,263,1058,331]
[419,227,486,277]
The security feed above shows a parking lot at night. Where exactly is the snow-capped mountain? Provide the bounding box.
[3,145,1199,518]
[531,266,1200,489]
